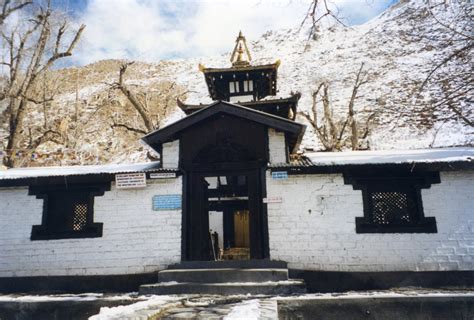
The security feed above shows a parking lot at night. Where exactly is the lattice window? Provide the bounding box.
[344,173,439,234]
[30,183,109,240]
[370,191,415,225]
[72,202,88,231]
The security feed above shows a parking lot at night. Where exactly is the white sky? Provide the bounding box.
[62,0,396,65]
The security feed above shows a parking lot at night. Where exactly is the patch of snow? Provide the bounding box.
[0,293,136,303]
[274,290,474,300]
[224,299,261,320]
[89,295,183,320]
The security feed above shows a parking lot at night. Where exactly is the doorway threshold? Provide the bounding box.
[167,260,287,270]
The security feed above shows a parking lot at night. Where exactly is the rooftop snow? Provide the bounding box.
[1,148,472,181]
[303,147,473,166]
[0,162,166,180]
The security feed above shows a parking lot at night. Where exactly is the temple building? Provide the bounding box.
[0,33,472,294]
[178,31,300,121]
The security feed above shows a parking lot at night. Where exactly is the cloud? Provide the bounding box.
[70,0,393,65]
[72,0,188,64]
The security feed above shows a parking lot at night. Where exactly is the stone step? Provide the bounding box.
[166,260,287,270]
[158,268,289,283]
[139,280,306,296]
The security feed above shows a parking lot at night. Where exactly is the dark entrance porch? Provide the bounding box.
[183,166,269,261]
[141,101,306,263]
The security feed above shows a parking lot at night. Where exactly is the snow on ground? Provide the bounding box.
[0,293,137,303]
[274,289,474,301]
[224,299,261,320]
[1,289,472,319]
[89,295,183,320]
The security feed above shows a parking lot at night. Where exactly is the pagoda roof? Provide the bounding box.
[199,60,280,74]
[177,93,300,115]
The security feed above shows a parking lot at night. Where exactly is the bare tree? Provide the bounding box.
[0,1,85,167]
[409,0,473,129]
[299,63,375,151]
[299,0,346,40]
[109,62,186,135]
[109,62,155,133]
[0,0,32,25]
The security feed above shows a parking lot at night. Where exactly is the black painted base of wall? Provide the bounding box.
[278,296,474,320]
[289,269,474,293]
[0,299,137,320]
[0,273,157,294]
[0,270,472,294]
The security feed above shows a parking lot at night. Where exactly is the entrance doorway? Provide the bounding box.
[208,174,250,261]
[183,168,269,261]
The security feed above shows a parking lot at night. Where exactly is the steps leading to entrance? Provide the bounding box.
[158,268,288,283]
[166,259,288,270]
[139,260,306,295]
[140,280,306,295]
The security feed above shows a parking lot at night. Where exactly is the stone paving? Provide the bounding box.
[111,295,279,319]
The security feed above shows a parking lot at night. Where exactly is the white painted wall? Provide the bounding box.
[162,140,179,168]
[266,171,474,272]
[0,177,182,277]
[268,128,287,164]
[1,169,471,277]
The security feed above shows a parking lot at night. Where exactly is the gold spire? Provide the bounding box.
[230,31,252,67]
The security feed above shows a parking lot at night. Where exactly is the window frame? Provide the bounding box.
[344,172,439,234]
[29,183,110,240]
[229,81,240,94]
[243,80,253,92]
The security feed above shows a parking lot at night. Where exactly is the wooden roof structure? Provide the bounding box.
[177,92,301,120]
[142,100,306,153]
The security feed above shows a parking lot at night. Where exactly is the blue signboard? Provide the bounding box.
[271,171,288,180]
[152,195,181,211]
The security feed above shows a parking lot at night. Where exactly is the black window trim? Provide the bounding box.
[344,171,440,234]
[29,182,110,240]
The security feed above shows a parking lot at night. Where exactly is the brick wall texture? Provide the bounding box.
[0,170,472,277]
[266,171,474,272]
[0,178,182,277]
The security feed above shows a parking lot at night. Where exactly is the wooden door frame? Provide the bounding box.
[181,163,269,261]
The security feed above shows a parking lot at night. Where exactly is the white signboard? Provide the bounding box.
[116,173,147,189]
[263,197,283,203]
[150,172,176,179]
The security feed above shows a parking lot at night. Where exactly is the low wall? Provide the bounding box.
[0,177,182,279]
[278,295,474,320]
[267,171,474,272]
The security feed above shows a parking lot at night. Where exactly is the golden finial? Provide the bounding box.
[230,31,252,67]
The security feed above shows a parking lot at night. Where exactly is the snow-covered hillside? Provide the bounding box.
[2,0,472,166]
[175,0,473,151]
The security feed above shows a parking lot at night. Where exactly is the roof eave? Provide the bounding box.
[141,100,305,151]
[200,61,280,74]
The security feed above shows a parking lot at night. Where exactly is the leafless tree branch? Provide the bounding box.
[0,0,32,25]
[298,63,374,151]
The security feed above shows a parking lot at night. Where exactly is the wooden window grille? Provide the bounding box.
[344,172,439,233]
[72,202,88,231]
[370,191,415,225]
[30,183,109,240]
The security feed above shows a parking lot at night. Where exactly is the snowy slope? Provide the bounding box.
[2,0,472,166]
[175,0,473,151]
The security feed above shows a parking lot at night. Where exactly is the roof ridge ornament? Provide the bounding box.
[230,31,252,67]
